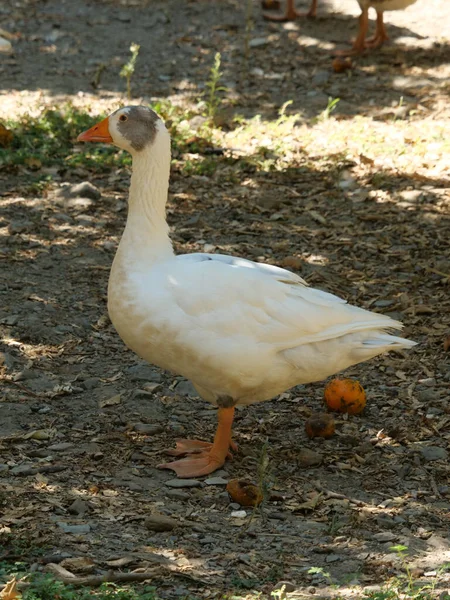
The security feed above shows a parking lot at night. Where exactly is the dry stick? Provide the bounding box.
[45,565,209,587]
[315,485,371,507]
[1,378,43,398]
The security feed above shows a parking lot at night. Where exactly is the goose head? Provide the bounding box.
[77,106,165,156]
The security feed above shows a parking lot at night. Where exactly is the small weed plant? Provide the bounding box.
[120,43,141,100]
[204,52,227,125]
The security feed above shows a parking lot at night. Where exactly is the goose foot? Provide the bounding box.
[158,407,236,478]
[158,452,228,478]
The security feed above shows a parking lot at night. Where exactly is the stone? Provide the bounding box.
[165,479,202,488]
[373,531,397,542]
[326,554,342,563]
[57,522,91,534]
[175,380,198,397]
[145,513,178,532]
[312,70,330,86]
[420,446,448,461]
[68,499,89,515]
[297,448,322,468]
[47,443,74,452]
[81,377,100,390]
[249,37,270,48]
[272,581,296,593]
[133,423,164,435]
[66,197,94,210]
[127,364,162,382]
[204,477,228,486]
[68,182,101,200]
[8,220,32,234]
[166,490,191,500]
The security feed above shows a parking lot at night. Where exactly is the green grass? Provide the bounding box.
[0,105,131,172]
[23,576,158,600]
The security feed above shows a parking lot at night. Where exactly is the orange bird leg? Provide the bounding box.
[365,10,389,47]
[306,0,317,18]
[263,0,316,21]
[334,8,369,56]
[158,407,236,478]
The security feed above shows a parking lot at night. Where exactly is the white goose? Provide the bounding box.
[77,106,416,478]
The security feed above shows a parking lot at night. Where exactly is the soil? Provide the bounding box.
[1,0,450,598]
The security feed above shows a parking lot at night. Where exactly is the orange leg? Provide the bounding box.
[263,0,317,21]
[365,10,389,47]
[334,8,369,56]
[158,407,236,478]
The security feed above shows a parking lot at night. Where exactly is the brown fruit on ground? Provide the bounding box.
[226,479,263,507]
[332,57,352,73]
[305,413,335,438]
[324,378,366,415]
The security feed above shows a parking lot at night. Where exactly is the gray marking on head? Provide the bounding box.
[116,106,159,151]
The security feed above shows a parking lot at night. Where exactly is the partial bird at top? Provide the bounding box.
[77,106,416,479]
[263,0,318,21]
[263,0,419,54]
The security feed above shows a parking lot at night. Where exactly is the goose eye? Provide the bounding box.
[119,114,128,122]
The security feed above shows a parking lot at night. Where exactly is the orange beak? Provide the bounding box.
[77,117,113,143]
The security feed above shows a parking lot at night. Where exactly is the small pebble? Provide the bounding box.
[47,443,74,452]
[68,498,89,516]
[230,510,247,518]
[420,446,448,461]
[133,423,164,435]
[165,479,202,488]
[373,531,397,542]
[145,513,178,532]
[57,523,91,534]
[204,477,228,486]
[273,581,296,593]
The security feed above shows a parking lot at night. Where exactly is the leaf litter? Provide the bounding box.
[0,0,450,598]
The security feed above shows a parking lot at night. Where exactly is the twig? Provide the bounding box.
[45,564,209,587]
[315,485,370,507]
[1,378,42,398]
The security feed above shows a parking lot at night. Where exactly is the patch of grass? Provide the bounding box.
[0,105,131,172]
[22,576,158,600]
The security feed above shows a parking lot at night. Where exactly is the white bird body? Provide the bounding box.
[78,106,416,477]
[358,0,417,11]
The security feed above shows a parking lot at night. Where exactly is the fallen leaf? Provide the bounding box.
[24,157,42,170]
[99,394,121,408]
[105,557,135,568]
[444,334,450,351]
[0,578,20,599]
[60,557,95,573]
[0,123,13,148]
[294,492,323,512]
[22,429,54,440]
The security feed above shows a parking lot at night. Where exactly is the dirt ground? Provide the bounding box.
[1,0,450,598]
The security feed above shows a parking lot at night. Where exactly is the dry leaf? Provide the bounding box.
[0,123,13,148]
[60,557,95,573]
[294,492,323,512]
[24,157,42,170]
[99,394,122,408]
[0,578,20,599]
[22,429,54,440]
[444,334,450,351]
